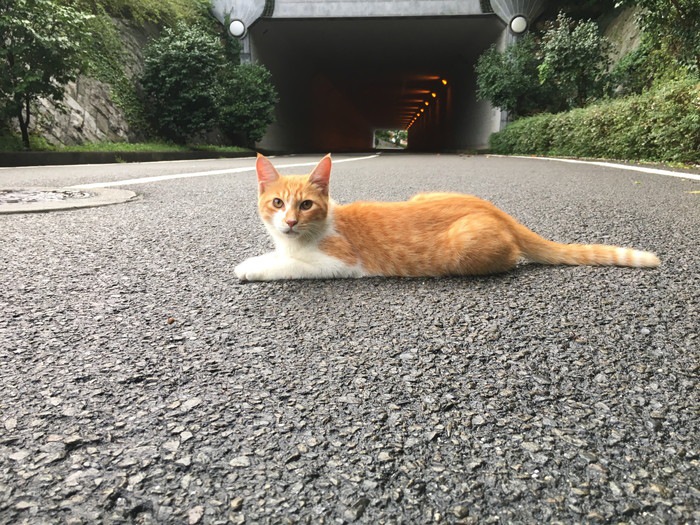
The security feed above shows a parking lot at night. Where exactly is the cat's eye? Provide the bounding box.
[300,200,313,211]
[272,198,284,209]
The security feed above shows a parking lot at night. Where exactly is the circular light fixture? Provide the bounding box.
[229,19,246,38]
[510,15,528,34]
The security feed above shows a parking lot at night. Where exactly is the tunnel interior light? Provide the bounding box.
[424,101,429,106]
[431,92,437,98]
[441,79,448,86]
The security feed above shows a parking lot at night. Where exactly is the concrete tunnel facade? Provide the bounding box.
[211,0,546,152]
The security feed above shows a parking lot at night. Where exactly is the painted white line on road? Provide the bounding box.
[69,154,380,189]
[503,155,700,181]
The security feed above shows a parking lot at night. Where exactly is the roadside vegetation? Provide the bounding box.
[476,0,700,164]
[0,0,277,151]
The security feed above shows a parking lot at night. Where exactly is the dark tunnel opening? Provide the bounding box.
[248,16,506,153]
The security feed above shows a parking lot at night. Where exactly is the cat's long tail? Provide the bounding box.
[516,224,661,268]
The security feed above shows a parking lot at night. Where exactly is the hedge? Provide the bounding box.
[489,79,700,164]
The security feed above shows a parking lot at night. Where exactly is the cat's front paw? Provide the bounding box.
[235,257,263,282]
[235,255,278,282]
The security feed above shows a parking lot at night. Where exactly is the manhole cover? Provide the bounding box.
[0,189,94,204]
[0,187,137,214]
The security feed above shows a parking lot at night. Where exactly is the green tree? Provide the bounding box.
[140,23,223,143]
[538,13,613,110]
[475,35,552,117]
[0,0,91,149]
[218,63,278,146]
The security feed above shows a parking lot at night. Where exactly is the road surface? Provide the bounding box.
[1,153,698,523]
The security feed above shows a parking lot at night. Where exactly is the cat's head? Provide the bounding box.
[256,154,332,241]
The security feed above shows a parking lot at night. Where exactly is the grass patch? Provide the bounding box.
[61,141,188,152]
[0,135,252,154]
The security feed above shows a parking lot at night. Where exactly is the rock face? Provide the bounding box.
[603,7,642,63]
[34,77,131,146]
[30,19,157,147]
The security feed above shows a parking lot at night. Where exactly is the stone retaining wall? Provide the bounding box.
[27,20,157,147]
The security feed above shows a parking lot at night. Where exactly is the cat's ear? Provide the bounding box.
[308,154,331,196]
[256,153,280,195]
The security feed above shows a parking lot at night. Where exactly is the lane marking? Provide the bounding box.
[69,154,380,189]
[501,155,700,181]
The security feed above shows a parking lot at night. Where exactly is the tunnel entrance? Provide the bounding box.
[249,16,506,153]
[374,129,407,150]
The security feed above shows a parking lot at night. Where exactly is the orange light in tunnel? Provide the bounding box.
[424,101,429,106]
[431,92,437,98]
[441,79,448,85]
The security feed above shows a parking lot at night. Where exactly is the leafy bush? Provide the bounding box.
[475,35,553,117]
[490,79,700,164]
[140,25,278,145]
[218,64,278,146]
[475,13,613,116]
[538,13,612,110]
[140,24,223,143]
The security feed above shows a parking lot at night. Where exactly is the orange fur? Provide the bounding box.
[234,154,660,281]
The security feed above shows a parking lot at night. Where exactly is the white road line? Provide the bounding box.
[69,154,380,189]
[503,155,700,181]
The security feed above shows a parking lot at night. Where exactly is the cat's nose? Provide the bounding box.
[286,219,298,228]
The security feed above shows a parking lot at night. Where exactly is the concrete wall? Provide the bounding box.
[270,0,483,17]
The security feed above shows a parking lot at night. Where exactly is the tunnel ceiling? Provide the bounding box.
[249,16,505,131]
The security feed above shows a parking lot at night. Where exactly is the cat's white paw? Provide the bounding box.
[235,256,270,282]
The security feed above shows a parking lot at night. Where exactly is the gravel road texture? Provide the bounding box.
[1,154,698,524]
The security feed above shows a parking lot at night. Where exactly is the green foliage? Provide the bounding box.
[218,63,278,146]
[68,0,211,26]
[141,25,277,146]
[538,13,613,110]
[489,79,700,164]
[374,129,407,148]
[0,0,92,149]
[620,0,700,74]
[475,14,613,116]
[70,4,148,135]
[0,129,54,151]
[475,35,553,117]
[140,23,224,143]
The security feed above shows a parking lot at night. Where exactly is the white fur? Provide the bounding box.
[235,204,366,281]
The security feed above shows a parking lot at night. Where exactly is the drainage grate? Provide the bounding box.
[0,189,93,205]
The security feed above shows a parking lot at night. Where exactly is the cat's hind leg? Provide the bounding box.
[448,216,521,276]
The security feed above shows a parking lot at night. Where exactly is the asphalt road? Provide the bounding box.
[1,153,698,524]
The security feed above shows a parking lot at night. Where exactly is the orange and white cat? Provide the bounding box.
[234,154,660,281]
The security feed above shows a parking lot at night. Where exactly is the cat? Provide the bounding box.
[234,154,660,281]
